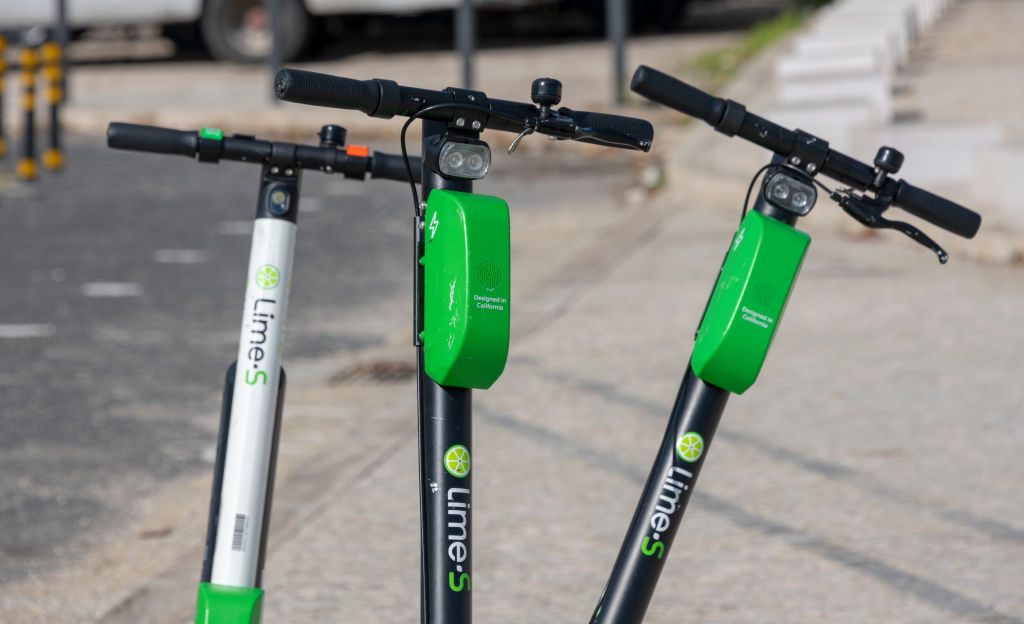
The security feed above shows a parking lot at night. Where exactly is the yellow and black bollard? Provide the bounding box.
[40,41,63,171]
[16,46,38,181]
[0,37,7,158]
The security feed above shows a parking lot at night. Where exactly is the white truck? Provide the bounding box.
[0,0,687,63]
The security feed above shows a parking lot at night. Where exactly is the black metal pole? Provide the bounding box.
[606,0,627,105]
[589,368,729,624]
[455,0,475,89]
[418,119,474,624]
[55,0,68,102]
[267,0,281,104]
[0,36,7,159]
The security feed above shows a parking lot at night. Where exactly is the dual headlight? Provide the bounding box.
[428,137,491,181]
[763,169,817,216]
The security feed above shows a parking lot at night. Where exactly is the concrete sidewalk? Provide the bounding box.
[3,1,1022,622]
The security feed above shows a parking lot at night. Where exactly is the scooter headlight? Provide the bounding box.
[763,169,817,216]
[437,139,491,180]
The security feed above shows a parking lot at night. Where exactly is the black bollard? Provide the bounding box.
[40,41,63,171]
[16,46,38,181]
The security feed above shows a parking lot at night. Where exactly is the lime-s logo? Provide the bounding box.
[245,370,267,385]
[676,432,704,463]
[444,444,471,478]
[255,264,280,289]
[641,536,664,559]
[449,572,470,592]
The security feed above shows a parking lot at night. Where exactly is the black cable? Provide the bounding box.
[740,164,775,222]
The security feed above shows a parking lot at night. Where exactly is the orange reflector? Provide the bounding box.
[346,145,369,157]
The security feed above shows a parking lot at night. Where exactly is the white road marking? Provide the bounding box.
[323,180,363,197]
[81,282,143,298]
[0,324,56,338]
[153,249,209,264]
[218,220,252,236]
[93,327,237,345]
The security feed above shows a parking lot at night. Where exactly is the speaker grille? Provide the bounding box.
[477,260,502,289]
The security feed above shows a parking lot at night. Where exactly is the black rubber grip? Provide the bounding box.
[566,109,654,151]
[630,65,727,127]
[106,122,197,156]
[894,181,981,238]
[371,152,422,183]
[274,69,380,114]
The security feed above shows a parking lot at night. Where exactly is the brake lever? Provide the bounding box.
[832,190,949,264]
[507,114,570,154]
[507,127,534,154]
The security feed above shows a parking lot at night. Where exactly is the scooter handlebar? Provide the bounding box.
[630,65,981,239]
[107,121,422,183]
[274,70,382,116]
[561,108,654,151]
[895,181,980,238]
[107,122,197,157]
[371,151,421,183]
[275,68,654,151]
[630,65,727,127]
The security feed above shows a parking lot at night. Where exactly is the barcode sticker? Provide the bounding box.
[232,514,248,552]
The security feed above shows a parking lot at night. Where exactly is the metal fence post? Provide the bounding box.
[456,0,475,89]
[268,0,281,104]
[55,0,68,102]
[606,0,627,105]
[0,37,7,159]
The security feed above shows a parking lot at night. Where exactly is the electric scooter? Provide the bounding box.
[587,65,982,624]
[107,122,420,623]
[273,68,655,624]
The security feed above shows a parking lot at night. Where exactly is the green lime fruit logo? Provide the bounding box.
[255,264,280,289]
[676,432,704,463]
[444,444,471,478]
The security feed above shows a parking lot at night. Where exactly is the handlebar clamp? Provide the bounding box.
[373,79,401,118]
[446,87,489,131]
[788,130,829,178]
[715,100,746,136]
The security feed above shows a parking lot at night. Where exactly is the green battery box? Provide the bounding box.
[421,190,511,389]
[692,210,810,394]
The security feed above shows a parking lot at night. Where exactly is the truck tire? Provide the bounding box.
[572,0,688,34]
[632,0,686,32]
[200,0,311,63]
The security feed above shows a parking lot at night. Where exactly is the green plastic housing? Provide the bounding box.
[421,190,510,389]
[692,210,810,394]
[195,582,263,624]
